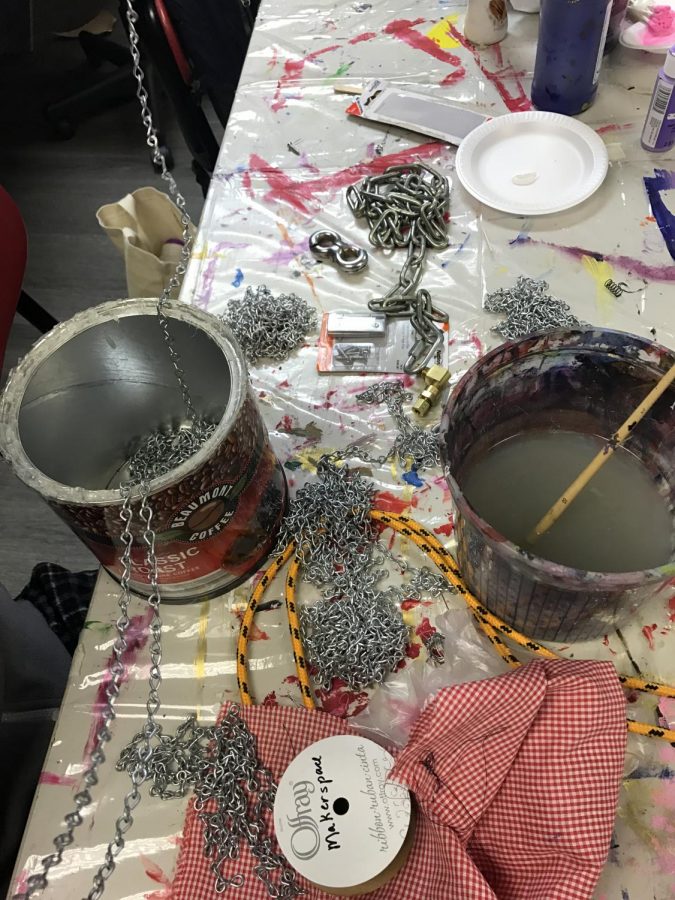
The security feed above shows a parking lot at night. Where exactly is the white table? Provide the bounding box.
[12,3,675,898]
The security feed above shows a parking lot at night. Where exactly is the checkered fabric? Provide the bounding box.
[170,660,625,900]
[14,563,97,654]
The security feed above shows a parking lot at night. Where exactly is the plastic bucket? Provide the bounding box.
[440,328,675,642]
[0,299,287,601]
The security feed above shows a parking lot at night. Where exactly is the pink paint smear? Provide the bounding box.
[447,24,532,113]
[642,623,658,650]
[39,771,78,787]
[513,236,675,282]
[383,18,466,86]
[271,44,340,112]
[83,608,154,763]
[248,141,447,215]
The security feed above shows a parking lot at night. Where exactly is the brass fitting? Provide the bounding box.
[412,364,450,416]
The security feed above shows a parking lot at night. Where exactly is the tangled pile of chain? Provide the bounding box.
[347,163,449,373]
[222,284,318,364]
[485,276,584,341]
[117,709,302,898]
[276,457,409,689]
[352,380,440,469]
[125,419,216,484]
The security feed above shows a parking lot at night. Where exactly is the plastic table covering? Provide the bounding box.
[11,3,675,899]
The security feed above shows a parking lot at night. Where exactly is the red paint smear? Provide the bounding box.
[516,236,675,283]
[401,598,422,611]
[234,610,269,641]
[277,379,290,388]
[39,771,78,787]
[596,123,632,134]
[642,623,658,650]
[669,595,675,623]
[140,854,172,900]
[262,690,279,707]
[375,491,410,514]
[447,23,532,113]
[601,634,617,656]
[248,141,446,214]
[276,414,295,432]
[383,18,466,86]
[271,44,340,112]
[415,616,437,642]
[433,520,454,537]
[405,641,422,659]
[283,674,301,685]
[83,609,153,761]
[241,168,253,197]
[315,678,369,718]
[350,31,377,44]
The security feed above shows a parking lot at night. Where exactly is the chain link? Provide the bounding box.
[484,276,584,341]
[276,458,409,689]
[117,709,304,897]
[333,380,440,470]
[222,285,318,364]
[347,163,450,373]
[125,0,198,422]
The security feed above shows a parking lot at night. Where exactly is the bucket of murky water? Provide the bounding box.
[0,299,287,601]
[440,328,675,642]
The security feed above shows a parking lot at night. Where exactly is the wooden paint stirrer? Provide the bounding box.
[527,359,675,544]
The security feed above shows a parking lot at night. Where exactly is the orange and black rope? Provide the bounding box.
[237,510,675,744]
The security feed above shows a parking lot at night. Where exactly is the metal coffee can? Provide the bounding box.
[0,298,287,601]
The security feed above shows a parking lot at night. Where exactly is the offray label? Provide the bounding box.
[273,735,411,890]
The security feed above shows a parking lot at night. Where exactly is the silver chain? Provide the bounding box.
[222,284,318,364]
[14,487,163,900]
[277,458,408,689]
[117,709,304,897]
[347,163,449,373]
[125,0,199,424]
[332,380,440,470]
[484,276,584,341]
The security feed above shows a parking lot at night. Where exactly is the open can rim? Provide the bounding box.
[0,298,247,507]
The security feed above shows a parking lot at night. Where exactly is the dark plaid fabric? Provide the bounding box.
[14,563,97,654]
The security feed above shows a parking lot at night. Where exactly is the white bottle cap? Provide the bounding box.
[664,46,675,79]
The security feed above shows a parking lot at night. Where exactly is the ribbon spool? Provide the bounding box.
[273,735,413,896]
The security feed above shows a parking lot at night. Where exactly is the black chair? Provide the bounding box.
[42,0,260,194]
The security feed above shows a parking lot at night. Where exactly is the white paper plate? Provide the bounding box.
[455,111,609,216]
[620,19,675,53]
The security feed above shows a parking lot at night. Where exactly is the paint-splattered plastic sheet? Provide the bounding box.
[12,3,675,898]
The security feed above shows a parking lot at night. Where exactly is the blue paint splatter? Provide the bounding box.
[402,468,424,488]
[643,168,675,260]
[231,268,244,288]
[509,219,533,246]
[626,765,674,780]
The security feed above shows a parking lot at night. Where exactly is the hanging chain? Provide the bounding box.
[347,163,450,373]
[125,0,200,426]
[13,487,160,900]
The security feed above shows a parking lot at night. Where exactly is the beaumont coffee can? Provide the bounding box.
[0,298,287,601]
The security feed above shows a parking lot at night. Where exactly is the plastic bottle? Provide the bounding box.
[531,0,614,115]
[605,0,629,53]
[641,45,675,152]
[464,0,508,46]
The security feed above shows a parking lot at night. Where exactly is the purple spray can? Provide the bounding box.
[641,46,675,153]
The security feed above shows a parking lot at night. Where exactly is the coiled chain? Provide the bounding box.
[347,163,450,373]
[484,276,584,341]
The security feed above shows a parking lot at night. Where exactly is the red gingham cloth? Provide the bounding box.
[170,660,625,900]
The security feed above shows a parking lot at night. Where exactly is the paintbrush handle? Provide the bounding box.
[527,358,675,543]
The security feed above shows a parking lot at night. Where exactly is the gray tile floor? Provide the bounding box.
[0,17,213,596]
